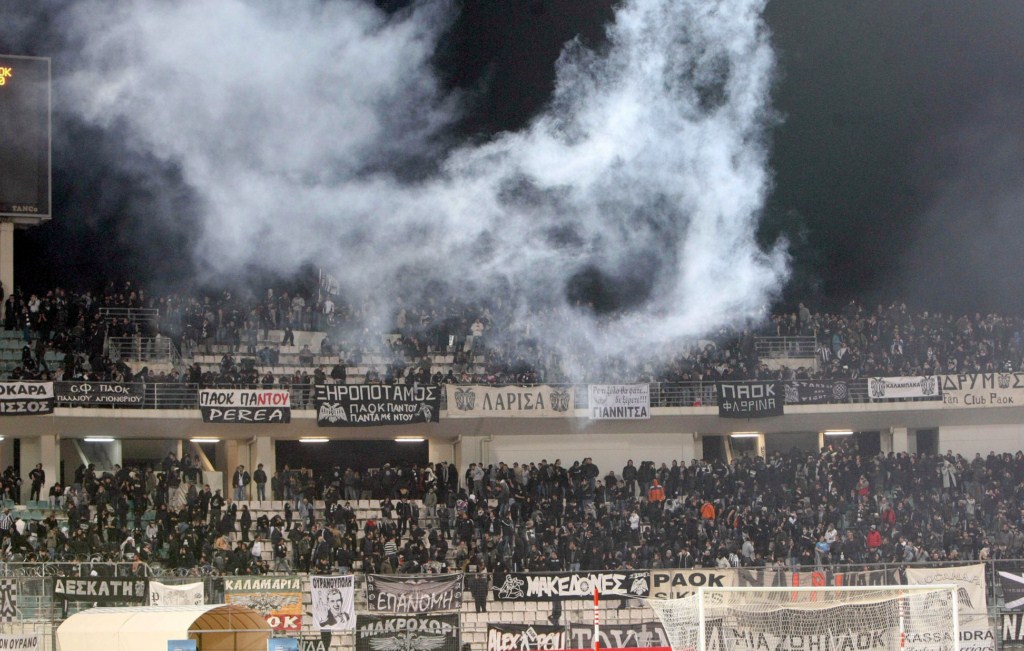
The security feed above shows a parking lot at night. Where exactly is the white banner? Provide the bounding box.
[588,384,650,420]
[649,569,734,599]
[311,575,355,631]
[446,385,573,418]
[905,563,987,614]
[940,373,1024,409]
[0,634,42,650]
[868,376,941,400]
[149,581,204,606]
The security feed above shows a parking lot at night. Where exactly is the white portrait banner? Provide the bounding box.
[311,575,355,632]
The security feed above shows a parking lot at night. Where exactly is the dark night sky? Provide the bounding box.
[5,0,1024,316]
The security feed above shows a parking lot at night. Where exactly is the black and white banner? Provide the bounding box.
[0,635,42,650]
[355,614,459,651]
[493,570,650,601]
[0,580,15,622]
[999,566,1024,610]
[149,581,204,606]
[53,577,149,603]
[1004,613,1024,643]
[365,574,463,613]
[57,382,145,406]
[867,376,941,400]
[311,575,355,631]
[199,389,291,423]
[0,382,53,415]
[649,569,734,599]
[905,563,987,613]
[784,380,849,405]
[588,384,650,420]
[487,624,566,651]
[940,373,1024,409]
[568,622,669,649]
[717,382,784,418]
[735,567,895,588]
[316,384,440,427]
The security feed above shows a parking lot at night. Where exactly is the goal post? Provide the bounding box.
[648,585,959,651]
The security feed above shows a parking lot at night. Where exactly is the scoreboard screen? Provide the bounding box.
[0,55,51,222]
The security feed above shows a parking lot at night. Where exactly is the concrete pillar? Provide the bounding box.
[880,429,894,455]
[429,439,454,466]
[0,438,12,473]
[0,220,12,320]
[252,436,276,475]
[19,434,58,503]
[680,433,699,464]
[891,427,909,454]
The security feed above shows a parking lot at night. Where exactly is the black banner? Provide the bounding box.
[315,384,440,428]
[716,382,784,418]
[783,380,849,405]
[355,614,459,651]
[488,624,566,651]
[1000,566,1024,611]
[199,389,291,424]
[57,382,145,406]
[568,622,669,649]
[365,574,463,613]
[493,570,650,601]
[1005,614,1024,643]
[53,577,149,603]
[0,382,53,415]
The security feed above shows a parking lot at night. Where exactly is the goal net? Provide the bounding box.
[648,586,958,651]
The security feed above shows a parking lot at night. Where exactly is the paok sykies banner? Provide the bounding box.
[199,388,291,423]
[310,575,355,631]
[493,570,650,601]
[588,384,650,419]
[365,574,463,613]
[649,569,735,599]
[316,384,440,427]
[224,576,302,631]
[488,624,566,651]
[445,385,573,418]
[0,382,53,415]
[355,614,459,651]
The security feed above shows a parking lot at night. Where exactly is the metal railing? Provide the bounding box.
[105,336,173,363]
[755,335,818,358]
[97,307,159,326]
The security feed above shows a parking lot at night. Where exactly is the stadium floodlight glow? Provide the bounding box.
[83,437,115,443]
[396,436,425,443]
[729,432,760,438]
[300,437,329,443]
[190,437,220,443]
[824,430,854,436]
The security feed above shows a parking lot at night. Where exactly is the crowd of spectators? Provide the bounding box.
[4,441,1023,582]
[5,280,1024,391]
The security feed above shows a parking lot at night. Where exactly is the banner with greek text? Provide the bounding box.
[316,384,440,427]
[355,614,459,651]
[57,382,145,406]
[735,567,895,588]
[446,385,573,418]
[149,581,204,606]
[310,575,355,631]
[224,576,303,631]
[0,382,53,415]
[488,624,566,651]
[199,389,291,423]
[365,574,463,613]
[867,376,941,400]
[568,622,669,649]
[940,373,1024,409]
[53,577,149,604]
[588,384,650,419]
[649,569,735,599]
[493,570,650,601]
[0,635,43,651]
[717,382,784,418]
[783,380,849,405]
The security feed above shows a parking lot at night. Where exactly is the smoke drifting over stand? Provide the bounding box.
[7,0,788,362]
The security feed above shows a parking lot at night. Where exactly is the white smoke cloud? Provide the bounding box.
[48,0,787,363]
